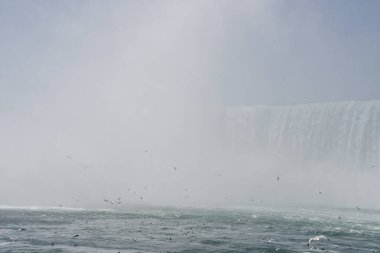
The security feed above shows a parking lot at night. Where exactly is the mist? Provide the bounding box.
[1,1,380,209]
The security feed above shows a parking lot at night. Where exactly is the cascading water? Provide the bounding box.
[222,100,380,171]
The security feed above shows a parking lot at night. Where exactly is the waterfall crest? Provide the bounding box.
[223,100,380,170]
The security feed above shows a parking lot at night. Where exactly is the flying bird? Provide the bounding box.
[104,199,115,205]
[104,198,121,205]
[307,235,328,247]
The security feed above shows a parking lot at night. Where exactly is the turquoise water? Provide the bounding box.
[0,205,379,252]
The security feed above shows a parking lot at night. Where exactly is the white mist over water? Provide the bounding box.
[3,97,380,209]
[0,1,220,208]
[1,1,380,210]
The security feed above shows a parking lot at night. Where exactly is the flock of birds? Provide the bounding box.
[64,150,188,208]
[65,150,366,213]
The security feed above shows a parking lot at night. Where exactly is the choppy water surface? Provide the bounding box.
[0,205,379,252]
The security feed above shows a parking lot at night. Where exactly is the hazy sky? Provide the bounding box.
[1,0,380,108]
[1,0,380,208]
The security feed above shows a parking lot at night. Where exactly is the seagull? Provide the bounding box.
[173,166,177,171]
[104,198,122,205]
[104,199,115,205]
[307,235,328,246]
[276,176,280,181]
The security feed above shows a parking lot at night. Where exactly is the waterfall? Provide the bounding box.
[222,100,380,170]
